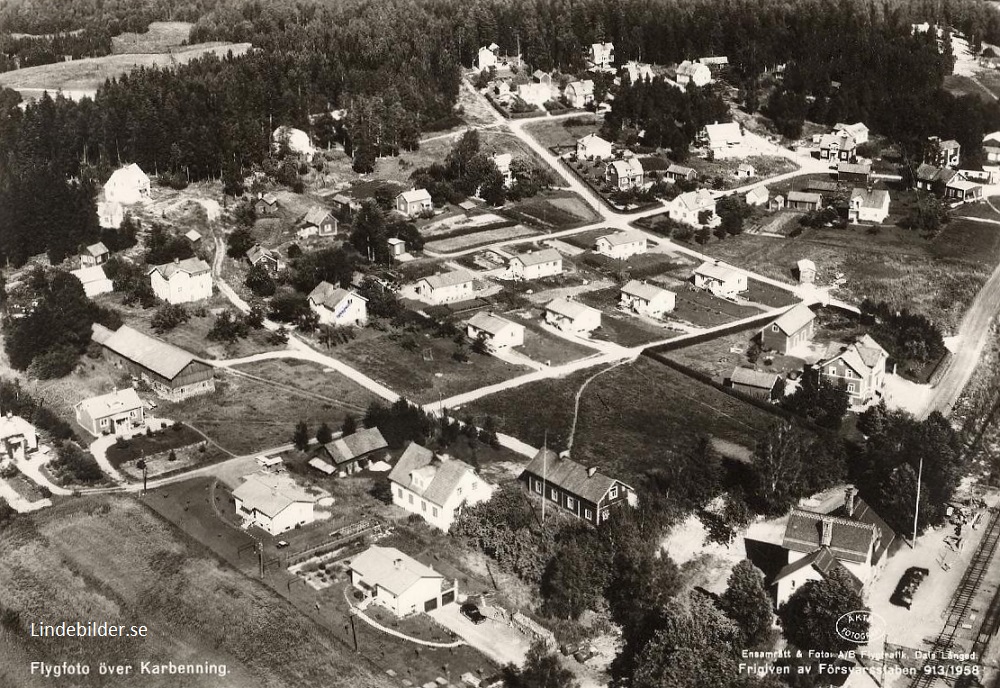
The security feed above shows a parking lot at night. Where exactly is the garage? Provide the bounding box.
[424,597,439,612]
[442,590,455,606]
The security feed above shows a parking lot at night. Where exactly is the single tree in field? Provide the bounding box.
[316,422,333,445]
[292,420,310,452]
[721,560,773,645]
[342,414,357,436]
[778,567,867,653]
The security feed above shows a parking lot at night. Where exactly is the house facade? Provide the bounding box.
[848,188,890,224]
[255,193,279,216]
[233,471,323,535]
[466,312,525,351]
[816,334,889,406]
[818,133,857,162]
[745,186,769,206]
[834,122,870,145]
[388,442,495,531]
[761,303,816,354]
[81,242,109,268]
[544,298,602,334]
[925,137,960,168]
[984,131,1000,163]
[320,427,388,476]
[508,248,562,280]
[564,80,595,108]
[577,133,614,160]
[307,282,369,327]
[247,245,281,273]
[477,43,499,72]
[104,163,151,205]
[349,546,456,616]
[606,158,644,191]
[148,257,213,304]
[838,162,872,185]
[786,191,823,211]
[945,179,984,203]
[74,388,145,437]
[97,201,124,229]
[302,207,337,236]
[701,122,746,159]
[589,42,615,69]
[619,280,675,317]
[665,164,697,183]
[797,258,816,284]
[676,60,711,87]
[412,270,475,305]
[519,448,636,526]
[728,368,782,402]
[594,230,647,259]
[492,153,514,187]
[396,189,433,217]
[667,189,718,227]
[0,414,38,463]
[693,261,748,297]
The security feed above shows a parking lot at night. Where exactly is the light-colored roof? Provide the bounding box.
[96,324,201,380]
[387,442,478,507]
[259,193,278,205]
[703,122,742,145]
[0,415,35,441]
[421,270,473,290]
[232,471,320,518]
[308,457,336,475]
[510,248,561,267]
[84,242,109,257]
[308,281,359,310]
[821,335,888,375]
[746,187,769,203]
[772,546,863,593]
[399,188,432,204]
[578,133,612,149]
[947,178,982,191]
[597,230,646,247]
[984,131,1000,145]
[566,79,595,96]
[939,139,960,149]
[608,158,643,177]
[545,298,599,321]
[246,245,275,265]
[492,153,513,171]
[674,189,715,211]
[75,388,143,419]
[303,207,331,226]
[621,279,673,303]
[106,163,149,188]
[770,303,816,335]
[349,546,442,595]
[71,266,109,285]
[818,132,856,150]
[787,190,822,204]
[666,163,696,176]
[838,162,871,175]
[850,187,890,209]
[147,257,211,280]
[521,448,629,504]
[729,367,780,389]
[695,261,741,282]
[185,230,202,242]
[323,427,388,466]
[467,311,522,337]
[676,60,709,77]
[797,258,816,271]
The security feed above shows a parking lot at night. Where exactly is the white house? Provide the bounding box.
[396,189,433,217]
[745,186,769,206]
[589,42,615,69]
[620,280,675,317]
[148,257,213,304]
[97,201,124,229]
[797,259,817,284]
[544,298,602,334]
[508,248,563,280]
[300,207,337,237]
[272,126,315,161]
[80,241,110,268]
[492,153,514,187]
[466,312,525,351]
[834,122,870,145]
[388,442,496,531]
[701,122,746,159]
[622,61,655,84]
[848,188,890,224]
[676,60,711,88]
[348,546,456,616]
[606,158,644,191]
[667,189,717,227]
[0,414,38,463]
[232,471,324,535]
[412,270,475,305]
[735,163,756,178]
[984,131,1000,163]
[71,266,113,298]
[564,79,595,108]
[104,163,150,205]
[693,261,748,297]
[477,43,499,72]
[576,133,614,160]
[307,281,368,327]
[595,230,647,260]
[74,388,145,437]
[387,237,407,259]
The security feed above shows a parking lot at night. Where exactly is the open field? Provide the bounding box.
[465,356,777,480]
[425,224,538,253]
[522,118,601,149]
[0,495,388,688]
[505,310,599,365]
[111,22,194,53]
[0,43,252,97]
[931,216,1000,265]
[503,191,600,230]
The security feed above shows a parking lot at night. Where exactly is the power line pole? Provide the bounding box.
[541,431,547,524]
[911,455,924,549]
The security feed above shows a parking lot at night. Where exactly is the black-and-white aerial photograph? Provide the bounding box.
[2,1,1000,686]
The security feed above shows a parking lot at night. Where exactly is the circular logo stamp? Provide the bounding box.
[836,610,886,644]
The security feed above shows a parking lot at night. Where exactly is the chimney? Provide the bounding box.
[587,466,598,478]
[173,257,180,264]
[821,518,833,547]
[558,450,570,459]
[845,487,856,517]
[394,558,402,569]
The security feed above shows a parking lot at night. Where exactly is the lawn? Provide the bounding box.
[522,118,601,149]
[504,191,600,230]
[667,330,757,379]
[104,423,206,467]
[0,495,389,688]
[657,154,800,190]
[506,310,600,365]
[465,356,777,481]
[561,228,612,250]
[745,279,800,308]
[111,21,193,53]
[931,217,1000,266]
[671,288,765,327]
[424,224,539,253]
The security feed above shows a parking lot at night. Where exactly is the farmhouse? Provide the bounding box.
[667,189,717,227]
[945,178,984,203]
[577,133,614,160]
[619,280,675,318]
[492,153,514,187]
[233,471,323,535]
[519,448,636,526]
[508,248,563,280]
[786,190,823,211]
[80,242,109,268]
[675,60,711,88]
[837,162,872,185]
[396,189,433,217]
[848,187,890,224]
[564,79,595,108]
[693,261,748,297]
[606,158,644,191]
[665,164,697,183]
[698,55,730,70]
[320,427,389,477]
[925,136,960,168]
[466,312,525,351]
[0,414,38,463]
[914,163,958,192]
[701,122,746,159]
[104,163,150,205]
[797,259,816,284]
[147,257,213,304]
[818,132,856,162]
[348,546,456,617]
[97,201,124,229]
[727,368,782,402]
[985,131,1000,163]
[412,270,475,305]
[544,298,602,334]
[74,388,145,437]
[833,122,870,145]
[301,207,337,237]
[247,245,281,273]
[773,488,895,605]
[70,266,113,298]
[589,42,615,69]
[307,282,368,327]
[92,324,215,400]
[255,193,279,216]
[477,43,499,71]
[388,442,495,531]
[272,126,315,161]
[816,334,889,407]
[594,230,647,259]
[745,186,769,206]
[761,303,816,354]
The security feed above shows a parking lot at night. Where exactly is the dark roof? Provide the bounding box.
[520,448,629,504]
[95,324,202,380]
[323,427,388,465]
[387,442,477,507]
[772,546,864,593]
[804,180,838,193]
[782,509,876,564]
[836,496,896,564]
[787,190,822,204]
[729,367,780,390]
[916,163,957,184]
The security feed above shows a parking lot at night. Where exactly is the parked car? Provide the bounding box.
[574,646,597,663]
[276,540,290,549]
[461,603,488,624]
[891,567,929,609]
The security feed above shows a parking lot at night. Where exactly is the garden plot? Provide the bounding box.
[425,224,540,253]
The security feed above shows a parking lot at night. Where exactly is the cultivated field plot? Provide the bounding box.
[504,191,599,230]
[931,216,1000,265]
[0,496,388,688]
[522,117,601,149]
[660,155,799,190]
[701,224,993,332]
[505,310,600,365]
[424,223,539,253]
[575,287,678,344]
[466,356,777,480]
[110,21,193,53]
[667,329,759,379]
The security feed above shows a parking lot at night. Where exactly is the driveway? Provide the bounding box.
[428,602,532,667]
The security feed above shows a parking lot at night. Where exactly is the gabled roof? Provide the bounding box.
[703,122,742,146]
[349,546,442,595]
[797,258,816,271]
[772,546,864,593]
[510,248,561,267]
[578,133,612,149]
[666,163,696,176]
[841,496,896,564]
[729,367,780,390]
[84,242,109,257]
[674,189,715,211]
[232,471,320,517]
[916,163,956,184]
[399,188,432,204]
[246,244,276,265]
[106,163,149,188]
[838,162,871,176]
[259,193,278,205]
[95,324,201,380]
[75,388,143,419]
[308,281,366,310]
[782,509,877,564]
[984,131,1000,145]
[71,266,109,285]
[939,139,960,150]
[695,261,741,282]
[467,311,522,337]
[521,448,629,504]
[597,230,646,247]
[621,279,673,303]
[303,207,331,226]
[0,415,35,441]
[323,427,388,466]
[947,178,982,192]
[545,298,599,321]
[787,190,822,205]
[818,132,856,150]
[492,153,513,172]
[769,303,815,335]
[421,270,473,290]
[746,187,769,203]
[805,180,838,193]
[387,442,478,507]
[834,122,869,137]
[850,187,890,209]
[147,257,211,280]
[185,230,202,242]
[608,158,644,177]
[738,163,755,173]
[677,60,710,78]
[820,335,888,375]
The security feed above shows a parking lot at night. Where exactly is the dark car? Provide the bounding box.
[891,567,930,609]
[461,603,488,624]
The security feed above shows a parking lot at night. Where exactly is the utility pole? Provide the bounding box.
[541,431,548,524]
[258,539,265,578]
[911,455,924,549]
[349,611,359,652]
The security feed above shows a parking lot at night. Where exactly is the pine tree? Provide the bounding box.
[316,422,333,445]
[292,420,310,452]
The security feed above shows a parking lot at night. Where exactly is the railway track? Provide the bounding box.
[909,507,1000,688]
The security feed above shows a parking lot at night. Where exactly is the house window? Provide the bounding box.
[771,324,778,332]
[585,508,593,519]
[848,383,856,393]
[550,487,559,501]
[602,508,610,520]
[432,507,438,517]
[534,479,542,494]
[567,496,575,509]
[846,369,854,378]
[829,366,836,375]
[610,485,618,499]
[408,494,414,505]
[397,488,403,498]
[472,481,478,490]
[422,501,427,512]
